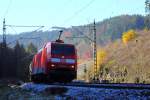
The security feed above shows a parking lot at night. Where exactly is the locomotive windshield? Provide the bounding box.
[51,43,75,56]
[51,44,75,56]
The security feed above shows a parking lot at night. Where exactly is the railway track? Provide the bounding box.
[23,82,150,90]
[5,82,150,99]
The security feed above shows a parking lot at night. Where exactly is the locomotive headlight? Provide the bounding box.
[71,65,74,68]
[51,64,55,67]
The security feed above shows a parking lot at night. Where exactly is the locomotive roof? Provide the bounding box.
[51,41,75,46]
[37,41,75,53]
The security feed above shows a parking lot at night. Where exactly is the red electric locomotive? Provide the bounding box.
[29,31,77,83]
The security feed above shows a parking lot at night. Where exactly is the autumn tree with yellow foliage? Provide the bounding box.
[97,49,107,69]
[122,29,137,44]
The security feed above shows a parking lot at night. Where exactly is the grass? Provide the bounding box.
[79,30,150,83]
[100,30,150,83]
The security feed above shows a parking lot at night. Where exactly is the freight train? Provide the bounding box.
[29,31,77,83]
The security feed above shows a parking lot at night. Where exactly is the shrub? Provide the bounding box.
[122,29,137,44]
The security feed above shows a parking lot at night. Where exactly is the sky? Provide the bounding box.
[0,0,147,34]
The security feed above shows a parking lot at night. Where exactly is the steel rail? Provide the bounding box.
[44,83,150,90]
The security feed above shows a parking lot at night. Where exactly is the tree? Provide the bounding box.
[97,49,107,68]
[0,41,32,81]
[13,41,31,80]
[26,42,37,54]
[0,43,14,77]
[122,29,137,44]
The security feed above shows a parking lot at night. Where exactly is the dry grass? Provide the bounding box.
[101,30,150,83]
[77,30,150,83]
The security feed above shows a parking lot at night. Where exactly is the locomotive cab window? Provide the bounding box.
[51,43,75,56]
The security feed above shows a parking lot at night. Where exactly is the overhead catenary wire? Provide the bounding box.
[70,26,94,42]
[8,25,18,34]
[3,0,12,18]
[6,24,45,34]
[7,36,41,46]
[62,0,96,25]
[6,25,44,27]
[2,19,45,47]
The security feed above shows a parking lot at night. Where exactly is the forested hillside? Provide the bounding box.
[0,42,37,80]
[79,29,150,83]
[1,15,149,47]
[1,15,149,60]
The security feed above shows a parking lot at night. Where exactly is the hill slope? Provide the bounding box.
[1,15,149,46]
[0,14,150,60]
[87,30,150,83]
